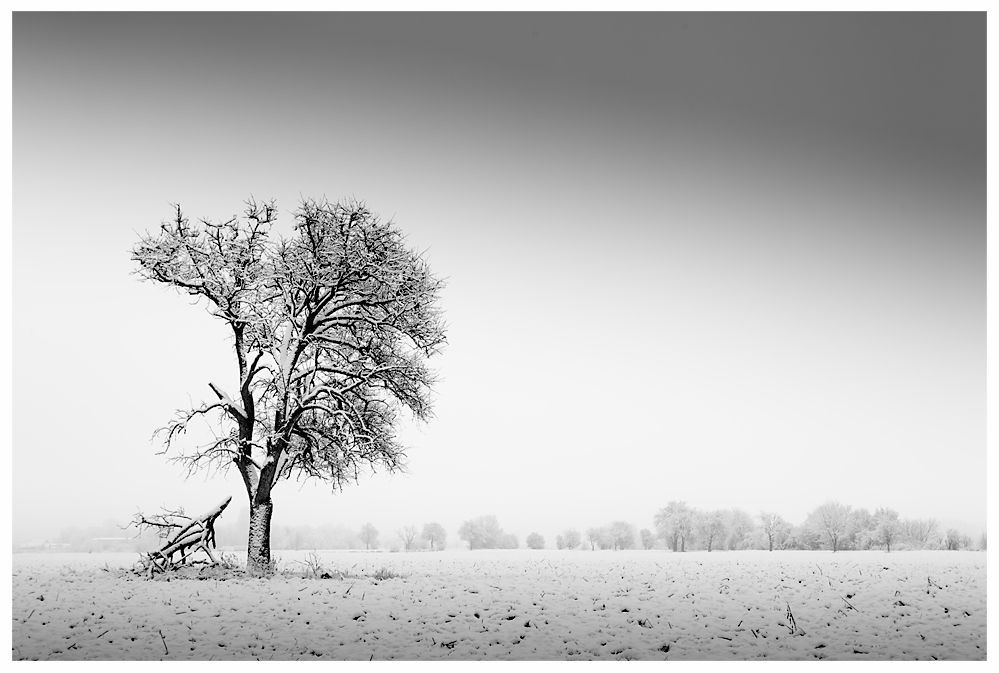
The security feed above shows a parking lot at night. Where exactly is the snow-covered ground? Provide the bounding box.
[11,549,986,660]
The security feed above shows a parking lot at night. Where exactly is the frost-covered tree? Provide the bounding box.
[726,508,756,550]
[359,522,378,550]
[901,517,938,548]
[848,507,875,549]
[978,532,987,550]
[562,528,582,550]
[944,528,965,551]
[132,198,447,575]
[608,521,635,550]
[499,532,519,549]
[654,501,695,552]
[397,525,419,551]
[459,515,505,550]
[526,532,545,550]
[585,527,604,551]
[759,511,789,552]
[421,522,446,551]
[872,508,901,552]
[805,501,853,552]
[697,510,728,552]
[640,528,655,550]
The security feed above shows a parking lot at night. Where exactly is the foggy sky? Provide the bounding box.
[12,13,986,546]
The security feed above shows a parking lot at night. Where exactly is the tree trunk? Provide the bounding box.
[769,536,773,552]
[246,499,274,576]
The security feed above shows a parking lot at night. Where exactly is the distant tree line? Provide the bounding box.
[22,502,981,555]
[504,502,982,554]
[214,503,983,553]
[637,500,977,553]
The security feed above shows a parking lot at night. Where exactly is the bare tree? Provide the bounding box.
[359,522,378,550]
[132,198,447,575]
[639,528,655,550]
[526,532,545,549]
[397,524,419,551]
[421,522,446,551]
[759,511,788,552]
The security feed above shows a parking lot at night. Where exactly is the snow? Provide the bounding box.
[11,549,986,661]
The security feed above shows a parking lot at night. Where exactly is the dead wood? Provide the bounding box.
[136,495,232,578]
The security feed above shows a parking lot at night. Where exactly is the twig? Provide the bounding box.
[785,603,798,634]
[159,629,169,655]
[840,595,860,613]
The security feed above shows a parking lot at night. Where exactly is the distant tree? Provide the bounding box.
[499,532,519,549]
[562,528,582,550]
[726,508,756,550]
[585,527,603,551]
[872,508,901,553]
[900,517,938,548]
[359,522,379,550]
[396,525,418,551]
[759,512,789,552]
[420,522,447,551]
[458,520,479,550]
[555,534,565,550]
[132,198,446,575]
[978,532,987,551]
[697,510,728,552]
[640,528,655,550]
[790,520,829,550]
[848,508,875,550]
[655,501,695,552]
[944,528,964,551]
[805,502,853,552]
[526,532,545,550]
[458,515,505,550]
[608,521,635,550]
[654,508,679,551]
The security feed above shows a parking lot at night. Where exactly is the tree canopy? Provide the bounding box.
[132,198,446,574]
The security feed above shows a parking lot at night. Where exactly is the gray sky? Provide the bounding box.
[12,12,986,545]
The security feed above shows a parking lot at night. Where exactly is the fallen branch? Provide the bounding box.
[136,496,232,578]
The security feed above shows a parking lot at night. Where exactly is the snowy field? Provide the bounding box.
[11,549,986,661]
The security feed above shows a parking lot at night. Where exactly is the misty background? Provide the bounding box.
[12,13,985,550]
